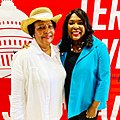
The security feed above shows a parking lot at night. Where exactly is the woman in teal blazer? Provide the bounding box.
[59,8,110,120]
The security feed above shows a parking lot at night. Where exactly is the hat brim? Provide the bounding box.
[21,14,62,34]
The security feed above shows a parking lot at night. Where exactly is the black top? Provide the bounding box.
[64,51,80,108]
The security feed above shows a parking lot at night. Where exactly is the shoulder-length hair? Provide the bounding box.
[59,8,94,52]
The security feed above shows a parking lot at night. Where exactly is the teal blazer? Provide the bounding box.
[60,36,110,118]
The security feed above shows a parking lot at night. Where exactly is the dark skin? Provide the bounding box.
[22,41,31,49]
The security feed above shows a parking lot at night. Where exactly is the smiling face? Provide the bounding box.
[34,20,55,47]
[68,13,85,41]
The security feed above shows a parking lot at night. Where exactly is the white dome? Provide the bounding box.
[0,0,28,19]
[0,0,28,29]
[0,0,32,78]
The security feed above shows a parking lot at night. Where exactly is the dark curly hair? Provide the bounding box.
[27,20,56,38]
[59,8,94,52]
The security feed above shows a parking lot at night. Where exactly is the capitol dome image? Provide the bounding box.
[0,0,32,78]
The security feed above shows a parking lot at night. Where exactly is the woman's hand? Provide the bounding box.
[22,41,31,49]
[86,101,100,118]
[86,105,98,118]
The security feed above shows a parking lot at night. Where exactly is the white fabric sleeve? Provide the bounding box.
[10,51,27,120]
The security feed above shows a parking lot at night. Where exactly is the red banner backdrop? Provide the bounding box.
[0,0,120,120]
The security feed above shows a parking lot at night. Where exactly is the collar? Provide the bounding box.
[29,39,59,58]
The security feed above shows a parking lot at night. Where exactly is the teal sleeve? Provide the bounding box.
[94,43,110,102]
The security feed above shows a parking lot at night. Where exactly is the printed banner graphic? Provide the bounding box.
[0,0,120,120]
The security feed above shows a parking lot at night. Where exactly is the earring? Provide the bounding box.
[33,34,35,38]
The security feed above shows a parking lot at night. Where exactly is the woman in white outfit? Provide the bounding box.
[10,7,66,120]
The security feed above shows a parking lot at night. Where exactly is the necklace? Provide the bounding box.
[71,44,82,53]
[40,46,51,56]
[71,41,84,53]
[41,47,50,52]
[40,45,51,52]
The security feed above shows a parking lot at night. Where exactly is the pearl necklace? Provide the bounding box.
[71,42,85,53]
[71,44,82,53]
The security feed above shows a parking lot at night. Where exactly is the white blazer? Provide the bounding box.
[10,40,66,120]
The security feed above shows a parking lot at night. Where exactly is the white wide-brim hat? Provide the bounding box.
[21,7,62,34]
